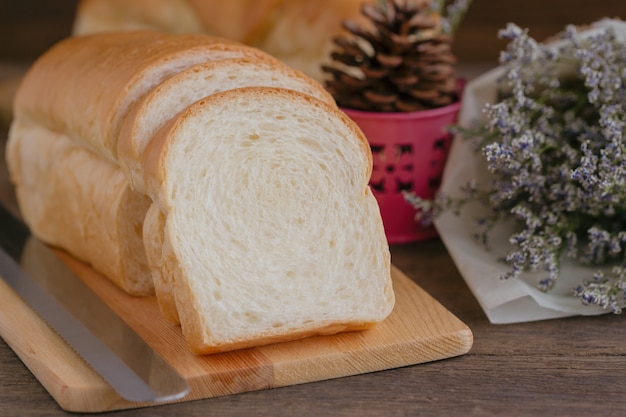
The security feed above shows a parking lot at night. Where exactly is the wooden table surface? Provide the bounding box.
[1,92,626,417]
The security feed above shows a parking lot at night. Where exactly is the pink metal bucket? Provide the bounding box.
[343,101,461,244]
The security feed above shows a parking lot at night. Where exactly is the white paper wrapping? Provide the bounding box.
[434,19,626,323]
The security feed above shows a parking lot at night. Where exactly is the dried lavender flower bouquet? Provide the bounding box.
[408,20,626,315]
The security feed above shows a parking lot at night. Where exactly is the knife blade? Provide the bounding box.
[0,205,189,403]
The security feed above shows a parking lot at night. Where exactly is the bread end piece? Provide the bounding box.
[7,122,154,295]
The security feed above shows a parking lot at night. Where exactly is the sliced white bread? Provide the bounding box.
[8,32,394,354]
[6,121,153,295]
[142,87,394,354]
[118,56,336,192]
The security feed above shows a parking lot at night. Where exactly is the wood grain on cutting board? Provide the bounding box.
[0,247,472,413]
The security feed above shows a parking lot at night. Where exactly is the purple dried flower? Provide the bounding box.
[406,22,626,313]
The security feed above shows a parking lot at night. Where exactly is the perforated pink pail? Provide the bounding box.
[343,101,461,244]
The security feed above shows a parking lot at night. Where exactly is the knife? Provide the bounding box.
[0,205,189,403]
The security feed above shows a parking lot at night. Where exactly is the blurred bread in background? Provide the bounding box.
[72,0,373,82]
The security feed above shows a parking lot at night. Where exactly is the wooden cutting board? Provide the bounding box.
[0,249,473,413]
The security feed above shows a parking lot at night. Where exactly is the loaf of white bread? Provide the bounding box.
[7,31,395,354]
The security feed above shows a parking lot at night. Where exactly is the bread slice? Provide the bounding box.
[13,31,271,163]
[118,56,335,192]
[6,121,153,295]
[142,87,394,354]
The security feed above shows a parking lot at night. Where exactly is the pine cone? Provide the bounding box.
[322,0,459,112]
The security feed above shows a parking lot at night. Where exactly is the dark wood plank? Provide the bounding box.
[453,0,626,62]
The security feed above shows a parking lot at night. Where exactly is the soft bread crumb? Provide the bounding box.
[151,87,393,352]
